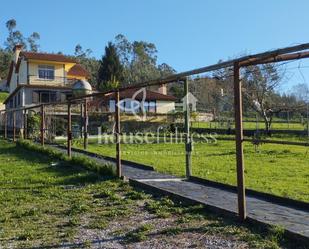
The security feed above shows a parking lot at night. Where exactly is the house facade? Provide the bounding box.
[4,45,89,110]
[90,88,177,115]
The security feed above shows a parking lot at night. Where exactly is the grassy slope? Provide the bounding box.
[0,91,8,104]
[75,140,309,202]
[0,140,296,249]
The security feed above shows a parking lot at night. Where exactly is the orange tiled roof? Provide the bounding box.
[67,64,89,78]
[21,51,76,63]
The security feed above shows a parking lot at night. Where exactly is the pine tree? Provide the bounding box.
[98,42,123,91]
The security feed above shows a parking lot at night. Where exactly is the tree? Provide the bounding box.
[292,83,309,103]
[114,34,175,86]
[4,19,40,51]
[5,19,26,50]
[0,48,13,79]
[74,44,92,58]
[242,63,285,132]
[97,42,123,91]
[27,32,40,52]
[72,44,99,86]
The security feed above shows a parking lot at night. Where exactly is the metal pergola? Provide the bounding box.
[1,42,309,221]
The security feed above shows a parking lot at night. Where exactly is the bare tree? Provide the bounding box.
[242,63,285,133]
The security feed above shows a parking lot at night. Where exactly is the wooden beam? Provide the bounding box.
[80,103,83,139]
[68,43,309,102]
[23,110,27,139]
[83,99,88,150]
[115,90,122,178]
[233,62,246,221]
[40,105,45,146]
[13,111,16,142]
[184,77,192,178]
[67,102,72,158]
[240,51,309,67]
[4,112,7,140]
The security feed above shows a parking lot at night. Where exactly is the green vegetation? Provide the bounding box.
[0,92,8,104]
[73,139,309,202]
[1,140,303,248]
[17,139,114,176]
[191,121,306,131]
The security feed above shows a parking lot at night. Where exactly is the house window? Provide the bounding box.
[143,101,156,113]
[32,91,57,103]
[38,65,55,80]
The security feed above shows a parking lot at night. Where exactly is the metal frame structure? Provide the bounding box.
[1,43,309,220]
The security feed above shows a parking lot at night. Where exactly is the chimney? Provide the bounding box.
[158,84,167,95]
[13,44,23,63]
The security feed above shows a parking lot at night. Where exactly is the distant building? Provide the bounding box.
[90,88,178,114]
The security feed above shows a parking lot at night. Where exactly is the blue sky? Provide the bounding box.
[1,0,309,90]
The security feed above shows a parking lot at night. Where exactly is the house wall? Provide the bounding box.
[19,60,28,84]
[9,72,17,93]
[28,62,65,85]
[24,87,72,105]
[156,101,175,114]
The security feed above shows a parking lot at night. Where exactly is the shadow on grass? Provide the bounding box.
[0,142,113,187]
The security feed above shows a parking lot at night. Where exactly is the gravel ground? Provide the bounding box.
[67,198,250,249]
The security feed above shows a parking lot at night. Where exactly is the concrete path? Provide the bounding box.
[51,145,309,241]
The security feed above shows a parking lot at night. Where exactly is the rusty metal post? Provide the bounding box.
[40,105,45,146]
[115,90,122,177]
[13,111,16,142]
[23,110,27,139]
[233,62,246,221]
[4,112,7,140]
[184,77,192,178]
[67,102,72,158]
[84,99,88,150]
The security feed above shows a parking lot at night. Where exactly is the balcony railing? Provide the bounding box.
[27,75,78,87]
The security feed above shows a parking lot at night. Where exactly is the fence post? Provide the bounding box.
[4,112,7,140]
[184,77,192,178]
[40,105,45,146]
[67,102,72,158]
[13,111,16,142]
[115,90,122,178]
[84,99,88,150]
[80,103,83,139]
[23,109,27,139]
[233,62,246,221]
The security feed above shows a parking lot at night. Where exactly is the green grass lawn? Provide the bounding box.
[0,91,8,104]
[192,121,306,131]
[72,139,309,202]
[1,140,299,249]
